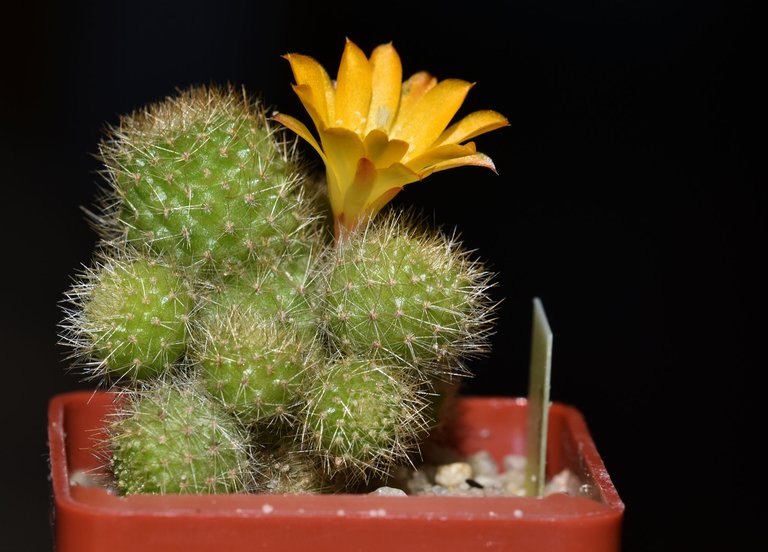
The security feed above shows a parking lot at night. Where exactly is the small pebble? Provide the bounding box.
[429,485,450,496]
[503,454,527,473]
[501,469,526,495]
[474,475,502,490]
[369,486,407,497]
[544,469,580,495]
[467,450,499,476]
[435,462,472,488]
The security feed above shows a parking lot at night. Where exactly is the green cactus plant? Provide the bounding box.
[260,438,336,494]
[298,355,433,488]
[106,377,258,495]
[320,210,497,381]
[94,84,321,273]
[60,246,196,385]
[201,245,324,339]
[59,38,507,496]
[189,303,320,428]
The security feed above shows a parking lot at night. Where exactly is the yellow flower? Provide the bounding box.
[274,38,509,239]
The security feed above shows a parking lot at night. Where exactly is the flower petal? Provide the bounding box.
[394,71,437,128]
[365,43,402,134]
[432,110,510,147]
[363,129,409,168]
[272,113,326,160]
[393,79,474,158]
[341,162,420,232]
[289,84,330,140]
[405,143,479,174]
[422,151,498,178]
[283,53,336,125]
[367,188,403,218]
[319,126,366,215]
[335,39,371,134]
[368,163,420,202]
[340,157,377,229]
[272,113,326,162]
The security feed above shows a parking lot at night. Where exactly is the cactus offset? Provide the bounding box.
[202,245,324,339]
[60,247,195,385]
[107,377,257,494]
[322,211,498,381]
[190,304,320,428]
[261,438,336,494]
[299,355,432,487]
[95,85,320,272]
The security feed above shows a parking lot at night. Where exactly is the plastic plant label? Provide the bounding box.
[524,297,553,496]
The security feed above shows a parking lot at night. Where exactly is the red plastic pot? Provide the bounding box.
[48,390,624,551]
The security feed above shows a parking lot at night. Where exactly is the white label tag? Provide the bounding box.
[524,297,553,497]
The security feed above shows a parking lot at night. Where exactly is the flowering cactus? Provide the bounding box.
[60,39,507,494]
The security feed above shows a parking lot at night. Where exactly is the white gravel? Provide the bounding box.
[381,450,586,497]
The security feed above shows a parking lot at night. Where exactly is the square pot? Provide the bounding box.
[48,390,624,551]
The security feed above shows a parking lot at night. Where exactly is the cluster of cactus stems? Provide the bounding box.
[60,83,499,495]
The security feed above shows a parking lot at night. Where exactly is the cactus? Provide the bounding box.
[298,355,432,487]
[94,84,320,272]
[107,377,257,494]
[201,246,324,339]
[261,438,336,494]
[321,211,497,381]
[60,246,195,385]
[190,304,320,428]
[59,38,507,496]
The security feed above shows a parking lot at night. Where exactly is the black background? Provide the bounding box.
[1,1,763,550]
